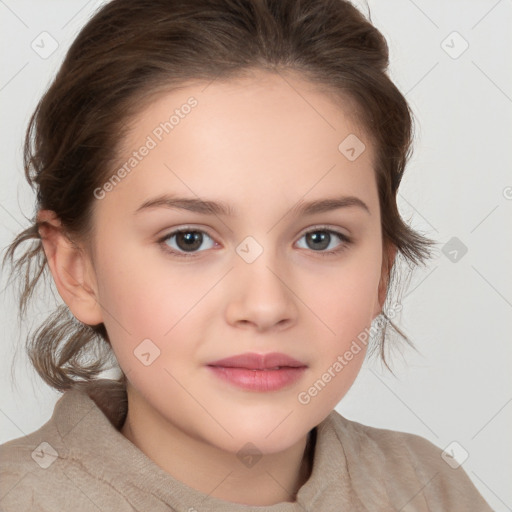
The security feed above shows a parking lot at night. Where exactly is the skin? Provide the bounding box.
[38,69,396,506]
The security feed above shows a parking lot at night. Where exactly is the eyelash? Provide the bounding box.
[157,225,352,259]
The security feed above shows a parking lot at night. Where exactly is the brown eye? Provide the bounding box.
[160,228,216,257]
[174,231,204,252]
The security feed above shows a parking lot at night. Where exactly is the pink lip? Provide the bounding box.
[207,352,307,392]
[208,352,307,370]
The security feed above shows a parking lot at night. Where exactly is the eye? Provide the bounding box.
[295,227,352,256]
[158,227,216,258]
[158,225,352,259]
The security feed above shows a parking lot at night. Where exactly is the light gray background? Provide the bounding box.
[1,0,511,510]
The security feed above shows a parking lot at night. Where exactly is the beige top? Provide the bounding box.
[0,379,492,511]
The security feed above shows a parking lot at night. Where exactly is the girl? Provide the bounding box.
[0,0,494,510]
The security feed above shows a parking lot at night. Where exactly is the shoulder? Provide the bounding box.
[0,393,89,509]
[325,410,493,511]
[0,387,131,512]
[329,409,444,461]
[0,414,63,510]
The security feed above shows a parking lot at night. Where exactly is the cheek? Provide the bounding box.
[92,236,165,354]
[306,240,382,334]
[299,241,382,403]
[94,240,214,366]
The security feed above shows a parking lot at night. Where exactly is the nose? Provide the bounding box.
[224,248,299,333]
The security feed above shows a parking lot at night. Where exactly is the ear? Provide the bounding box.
[374,242,397,318]
[37,210,103,326]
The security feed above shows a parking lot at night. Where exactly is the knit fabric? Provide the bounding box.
[0,380,492,511]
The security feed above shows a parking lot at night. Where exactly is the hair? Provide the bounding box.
[2,0,436,396]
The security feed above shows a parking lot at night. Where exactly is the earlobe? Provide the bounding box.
[37,210,103,326]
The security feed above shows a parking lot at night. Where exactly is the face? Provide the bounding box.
[84,70,388,455]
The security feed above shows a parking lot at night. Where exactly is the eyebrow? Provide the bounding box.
[134,194,370,217]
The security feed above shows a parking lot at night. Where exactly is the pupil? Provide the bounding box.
[177,231,202,252]
[308,231,329,250]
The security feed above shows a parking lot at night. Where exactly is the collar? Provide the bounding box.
[51,379,359,511]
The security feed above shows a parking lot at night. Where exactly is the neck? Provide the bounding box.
[120,384,315,506]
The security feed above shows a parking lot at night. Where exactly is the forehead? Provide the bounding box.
[130,69,369,155]
[97,69,377,221]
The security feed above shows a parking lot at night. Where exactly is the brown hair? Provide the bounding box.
[2,0,436,394]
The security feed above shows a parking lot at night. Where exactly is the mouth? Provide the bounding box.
[207,366,307,392]
[233,367,291,371]
[206,352,307,392]
[207,351,307,370]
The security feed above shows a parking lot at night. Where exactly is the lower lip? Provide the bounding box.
[207,366,307,392]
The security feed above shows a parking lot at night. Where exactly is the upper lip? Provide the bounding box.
[207,352,307,370]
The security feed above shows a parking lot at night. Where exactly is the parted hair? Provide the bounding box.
[3,0,436,395]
